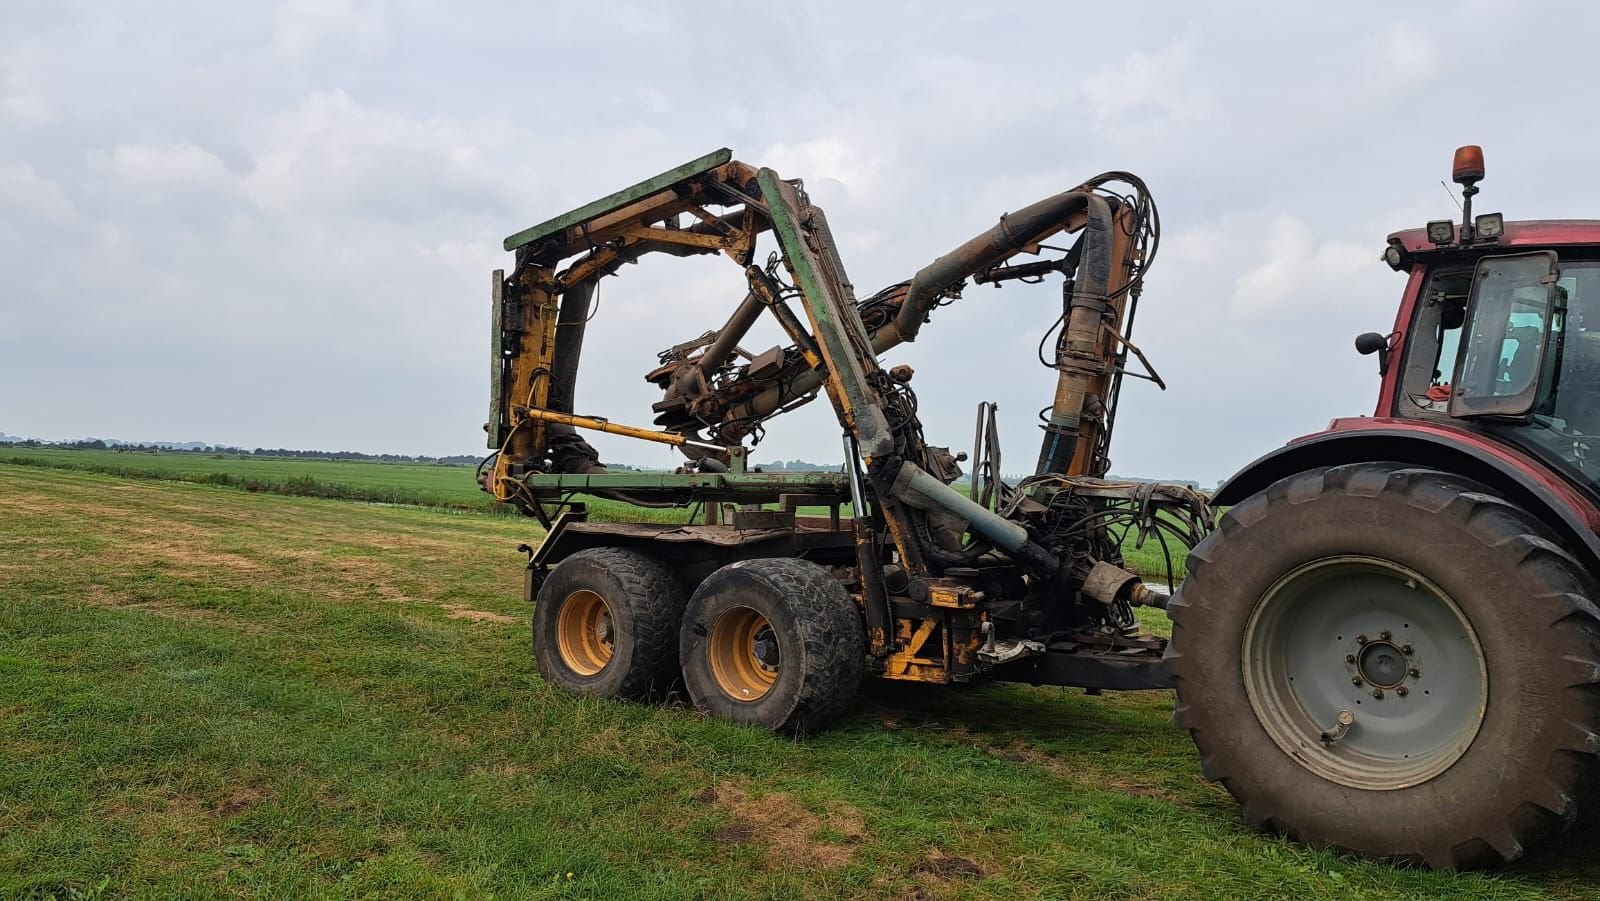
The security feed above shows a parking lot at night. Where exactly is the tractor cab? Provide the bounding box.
[1370,147,1600,495]
[1188,146,1600,867]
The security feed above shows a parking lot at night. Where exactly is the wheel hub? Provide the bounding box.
[1241,556,1487,790]
[752,626,780,671]
[708,606,780,701]
[1356,639,1409,689]
[555,589,616,677]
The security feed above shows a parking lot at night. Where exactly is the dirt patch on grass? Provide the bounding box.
[440,604,518,625]
[75,584,271,635]
[702,781,866,870]
[265,548,414,601]
[0,492,79,516]
[109,518,270,580]
[902,851,986,900]
[126,539,266,577]
[911,852,984,881]
[215,785,267,817]
[343,531,463,556]
[114,794,213,842]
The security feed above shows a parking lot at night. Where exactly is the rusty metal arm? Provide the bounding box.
[513,406,735,455]
[491,150,775,484]
[1038,194,1113,475]
[491,150,1154,562]
[891,190,1094,343]
[704,188,1118,443]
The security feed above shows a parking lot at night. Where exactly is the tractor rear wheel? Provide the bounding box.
[679,558,865,735]
[1168,462,1600,868]
[533,547,687,700]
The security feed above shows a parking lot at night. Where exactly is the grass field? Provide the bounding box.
[0,448,496,511]
[2,463,1597,898]
[0,449,1189,580]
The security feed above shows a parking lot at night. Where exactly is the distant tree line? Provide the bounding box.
[239,447,480,464]
[0,437,479,465]
[757,459,842,472]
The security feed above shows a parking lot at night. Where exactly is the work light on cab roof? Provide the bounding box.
[1396,144,1507,263]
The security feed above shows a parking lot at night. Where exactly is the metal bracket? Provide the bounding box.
[1100,324,1166,390]
[977,622,1046,665]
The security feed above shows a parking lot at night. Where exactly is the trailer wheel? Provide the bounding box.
[679,558,864,734]
[533,547,686,700]
[1168,462,1600,868]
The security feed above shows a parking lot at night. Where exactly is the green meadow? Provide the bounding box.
[2,462,1597,898]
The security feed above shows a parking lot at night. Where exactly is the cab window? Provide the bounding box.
[1398,266,1471,415]
[1450,252,1556,415]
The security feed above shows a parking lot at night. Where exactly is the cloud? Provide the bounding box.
[0,163,75,225]
[2,94,54,127]
[1080,27,1217,143]
[272,0,389,61]
[1368,23,1440,84]
[1230,215,1371,316]
[0,2,1594,477]
[240,89,509,224]
[106,142,232,189]
[761,138,880,206]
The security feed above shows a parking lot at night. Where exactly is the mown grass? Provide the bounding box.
[1,464,1596,898]
[0,449,1189,579]
[0,448,496,511]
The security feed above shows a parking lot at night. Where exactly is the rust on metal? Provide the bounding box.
[489,149,1210,693]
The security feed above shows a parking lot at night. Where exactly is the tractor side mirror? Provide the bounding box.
[1355,331,1390,374]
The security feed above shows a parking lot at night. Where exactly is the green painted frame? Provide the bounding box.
[502,148,733,252]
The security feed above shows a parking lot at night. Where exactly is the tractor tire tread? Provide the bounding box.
[533,547,687,700]
[681,557,864,735]
[1168,461,1600,868]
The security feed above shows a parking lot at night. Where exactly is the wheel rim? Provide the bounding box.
[555,589,614,676]
[1241,555,1487,790]
[708,606,779,702]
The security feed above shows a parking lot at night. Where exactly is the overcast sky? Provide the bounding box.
[3,1,1596,483]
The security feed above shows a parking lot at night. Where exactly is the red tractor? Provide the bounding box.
[1171,146,1600,867]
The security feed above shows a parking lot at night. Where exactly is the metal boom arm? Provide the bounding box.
[484,149,1195,591]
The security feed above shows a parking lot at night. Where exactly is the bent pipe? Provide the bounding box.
[724,190,1102,430]
[537,279,598,466]
[890,462,1059,576]
[696,290,765,380]
[678,185,1118,445]
[893,190,1094,343]
[547,279,596,417]
[1037,193,1113,475]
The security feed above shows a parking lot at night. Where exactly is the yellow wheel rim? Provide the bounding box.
[708,606,779,702]
[555,589,614,676]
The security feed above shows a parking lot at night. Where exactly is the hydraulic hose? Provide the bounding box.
[893,191,1093,342]
[547,279,595,416]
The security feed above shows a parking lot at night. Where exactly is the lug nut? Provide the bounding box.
[1356,634,1369,645]
[1352,676,1363,685]
[1345,654,1356,663]
[1401,644,1413,655]
[1372,688,1385,699]
[1380,630,1392,641]
[1409,667,1420,677]
[1396,686,1409,697]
